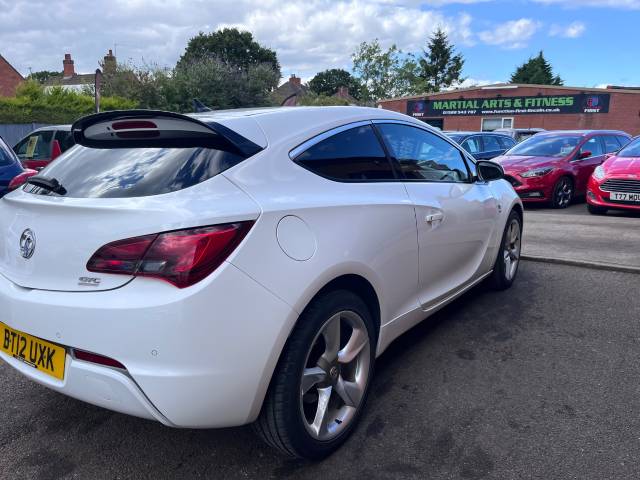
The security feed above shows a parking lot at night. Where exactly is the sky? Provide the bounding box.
[0,0,637,89]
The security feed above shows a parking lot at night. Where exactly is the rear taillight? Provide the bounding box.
[87,222,253,288]
[8,169,38,191]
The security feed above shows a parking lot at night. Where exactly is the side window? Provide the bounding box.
[580,137,604,157]
[377,123,470,183]
[55,130,75,152]
[616,136,631,150]
[0,137,15,167]
[602,135,621,153]
[294,125,395,181]
[482,135,502,152]
[14,130,54,161]
[498,136,515,150]
[461,137,481,154]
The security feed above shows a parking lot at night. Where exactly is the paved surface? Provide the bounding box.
[523,202,640,269]
[2,261,640,479]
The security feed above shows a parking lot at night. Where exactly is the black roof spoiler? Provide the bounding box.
[71,110,262,157]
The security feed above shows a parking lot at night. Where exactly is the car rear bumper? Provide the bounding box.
[0,262,296,428]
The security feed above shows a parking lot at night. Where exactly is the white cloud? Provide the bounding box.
[0,0,478,81]
[478,19,541,49]
[444,77,504,90]
[533,0,640,8]
[549,21,586,37]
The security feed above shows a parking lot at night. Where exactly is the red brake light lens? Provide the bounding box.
[8,169,38,191]
[87,222,253,288]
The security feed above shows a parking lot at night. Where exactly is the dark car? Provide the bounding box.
[445,131,516,160]
[13,125,74,170]
[0,136,25,198]
[494,130,631,208]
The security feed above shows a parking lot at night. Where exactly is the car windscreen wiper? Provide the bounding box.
[26,175,67,195]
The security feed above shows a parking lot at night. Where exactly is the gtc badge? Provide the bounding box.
[19,229,36,259]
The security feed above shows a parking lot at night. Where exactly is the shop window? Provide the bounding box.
[481,118,513,132]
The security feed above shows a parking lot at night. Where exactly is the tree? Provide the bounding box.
[510,51,563,85]
[298,92,350,106]
[351,40,416,103]
[308,69,362,100]
[417,28,465,93]
[27,70,61,84]
[177,28,280,76]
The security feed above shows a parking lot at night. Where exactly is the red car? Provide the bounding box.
[587,135,640,214]
[494,130,631,208]
[13,125,73,170]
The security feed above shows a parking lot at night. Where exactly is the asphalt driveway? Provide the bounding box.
[1,261,640,479]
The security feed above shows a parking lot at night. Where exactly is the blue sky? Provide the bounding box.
[0,0,637,89]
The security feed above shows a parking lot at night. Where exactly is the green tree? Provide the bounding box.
[27,70,61,84]
[298,92,350,106]
[417,28,465,92]
[352,40,416,102]
[510,51,563,85]
[308,69,362,100]
[177,28,280,76]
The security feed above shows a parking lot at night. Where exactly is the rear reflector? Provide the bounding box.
[73,349,126,369]
[87,222,254,288]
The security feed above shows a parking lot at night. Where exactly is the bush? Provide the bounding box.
[0,81,137,124]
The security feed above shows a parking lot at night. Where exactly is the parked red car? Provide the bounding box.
[13,125,73,170]
[494,130,631,208]
[587,135,640,214]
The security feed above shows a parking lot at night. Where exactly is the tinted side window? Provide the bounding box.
[580,137,604,157]
[55,130,75,152]
[483,135,501,151]
[498,136,516,150]
[461,137,481,154]
[378,124,469,183]
[0,137,15,167]
[14,130,53,160]
[295,125,395,181]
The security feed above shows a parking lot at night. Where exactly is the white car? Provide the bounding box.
[0,107,522,459]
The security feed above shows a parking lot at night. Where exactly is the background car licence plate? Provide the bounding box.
[610,192,640,203]
[0,323,66,380]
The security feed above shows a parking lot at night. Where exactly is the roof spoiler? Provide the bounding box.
[71,110,262,157]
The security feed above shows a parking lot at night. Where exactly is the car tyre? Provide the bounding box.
[488,210,522,291]
[551,176,574,209]
[254,290,376,459]
[587,203,607,215]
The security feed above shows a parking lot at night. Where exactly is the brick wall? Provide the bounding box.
[0,56,24,97]
[379,85,640,136]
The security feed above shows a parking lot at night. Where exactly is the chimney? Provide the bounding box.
[63,53,75,78]
[289,74,301,87]
[336,86,349,98]
[103,49,117,75]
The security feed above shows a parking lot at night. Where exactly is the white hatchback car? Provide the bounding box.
[0,107,522,459]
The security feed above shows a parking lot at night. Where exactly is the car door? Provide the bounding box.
[574,136,606,193]
[375,122,500,309]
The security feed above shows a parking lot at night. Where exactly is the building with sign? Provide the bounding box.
[378,83,640,136]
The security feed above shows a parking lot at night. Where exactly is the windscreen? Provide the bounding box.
[24,145,245,198]
[14,130,53,161]
[507,135,582,157]
[617,137,640,158]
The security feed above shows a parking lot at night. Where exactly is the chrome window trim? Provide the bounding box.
[288,120,373,160]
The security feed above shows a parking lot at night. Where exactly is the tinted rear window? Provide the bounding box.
[25,146,245,198]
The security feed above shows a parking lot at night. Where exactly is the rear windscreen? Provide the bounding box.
[24,145,245,198]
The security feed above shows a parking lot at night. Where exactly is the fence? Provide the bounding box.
[0,123,51,148]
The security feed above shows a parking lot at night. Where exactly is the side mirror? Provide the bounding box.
[477,160,504,182]
[50,139,62,160]
[578,150,592,160]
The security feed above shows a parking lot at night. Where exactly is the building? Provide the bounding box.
[0,54,24,96]
[272,74,309,106]
[44,50,116,92]
[378,83,640,136]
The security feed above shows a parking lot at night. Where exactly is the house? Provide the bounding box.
[334,86,358,105]
[0,54,24,96]
[272,75,309,106]
[44,50,116,92]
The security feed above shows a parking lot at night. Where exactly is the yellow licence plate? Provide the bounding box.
[0,322,66,380]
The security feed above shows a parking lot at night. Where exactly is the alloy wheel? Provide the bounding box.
[299,310,371,441]
[503,218,521,281]
[555,178,573,208]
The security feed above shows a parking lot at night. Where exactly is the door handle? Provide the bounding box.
[425,212,444,224]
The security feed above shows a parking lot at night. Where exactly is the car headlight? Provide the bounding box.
[520,167,553,178]
[593,165,606,180]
